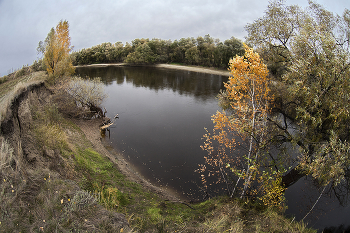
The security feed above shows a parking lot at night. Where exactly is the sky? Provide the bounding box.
[0,0,349,77]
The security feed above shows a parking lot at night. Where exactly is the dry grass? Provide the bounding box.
[202,202,244,232]
[0,169,130,232]
[0,137,14,170]
[33,105,69,151]
[0,71,46,122]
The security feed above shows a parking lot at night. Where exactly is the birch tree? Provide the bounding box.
[201,45,285,205]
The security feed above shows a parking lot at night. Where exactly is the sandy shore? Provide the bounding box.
[74,64,229,202]
[155,64,231,76]
[75,63,231,77]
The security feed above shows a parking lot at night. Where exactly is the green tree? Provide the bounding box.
[247,0,350,196]
[222,37,245,68]
[125,43,156,64]
[185,46,200,65]
[169,37,197,64]
[108,42,125,62]
[245,0,300,79]
[39,20,75,80]
[196,34,215,66]
[148,38,171,63]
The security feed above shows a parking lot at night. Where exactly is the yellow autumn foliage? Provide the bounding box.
[43,20,75,81]
[201,44,285,206]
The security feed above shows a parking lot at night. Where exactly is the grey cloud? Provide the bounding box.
[0,0,349,76]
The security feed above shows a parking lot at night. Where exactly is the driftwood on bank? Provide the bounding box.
[100,122,113,130]
[99,116,116,131]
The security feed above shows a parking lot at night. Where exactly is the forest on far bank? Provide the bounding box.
[71,35,245,69]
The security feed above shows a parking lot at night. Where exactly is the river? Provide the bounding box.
[75,65,350,232]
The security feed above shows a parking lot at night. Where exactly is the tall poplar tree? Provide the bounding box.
[39,20,74,81]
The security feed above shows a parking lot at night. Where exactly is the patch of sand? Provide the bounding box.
[155,64,231,76]
[75,63,231,77]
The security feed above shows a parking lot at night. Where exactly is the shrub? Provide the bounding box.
[67,190,97,211]
[64,77,107,118]
[0,75,8,84]
[14,66,30,78]
[31,60,44,72]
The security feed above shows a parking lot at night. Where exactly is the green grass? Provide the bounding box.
[75,148,132,207]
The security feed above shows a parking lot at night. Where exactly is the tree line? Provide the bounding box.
[71,35,245,69]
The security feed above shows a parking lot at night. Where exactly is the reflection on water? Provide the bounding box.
[76,66,226,101]
[75,66,350,231]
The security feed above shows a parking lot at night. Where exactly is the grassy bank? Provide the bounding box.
[0,69,316,232]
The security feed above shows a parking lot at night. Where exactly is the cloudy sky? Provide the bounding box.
[0,0,348,76]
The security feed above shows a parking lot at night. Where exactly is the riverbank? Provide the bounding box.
[0,69,317,232]
[75,63,232,77]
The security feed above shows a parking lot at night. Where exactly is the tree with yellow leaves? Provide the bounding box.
[201,44,285,205]
[38,20,74,81]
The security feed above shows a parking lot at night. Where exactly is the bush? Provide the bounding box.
[64,77,107,118]
[31,59,44,72]
[67,190,97,211]
[0,75,8,84]
[14,66,30,78]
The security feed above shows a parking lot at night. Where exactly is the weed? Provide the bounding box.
[67,190,97,211]
[147,207,162,222]
[93,185,130,208]
[0,76,8,84]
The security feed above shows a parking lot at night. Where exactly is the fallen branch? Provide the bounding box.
[100,122,113,130]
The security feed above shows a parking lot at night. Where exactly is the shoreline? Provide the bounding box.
[75,63,231,77]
